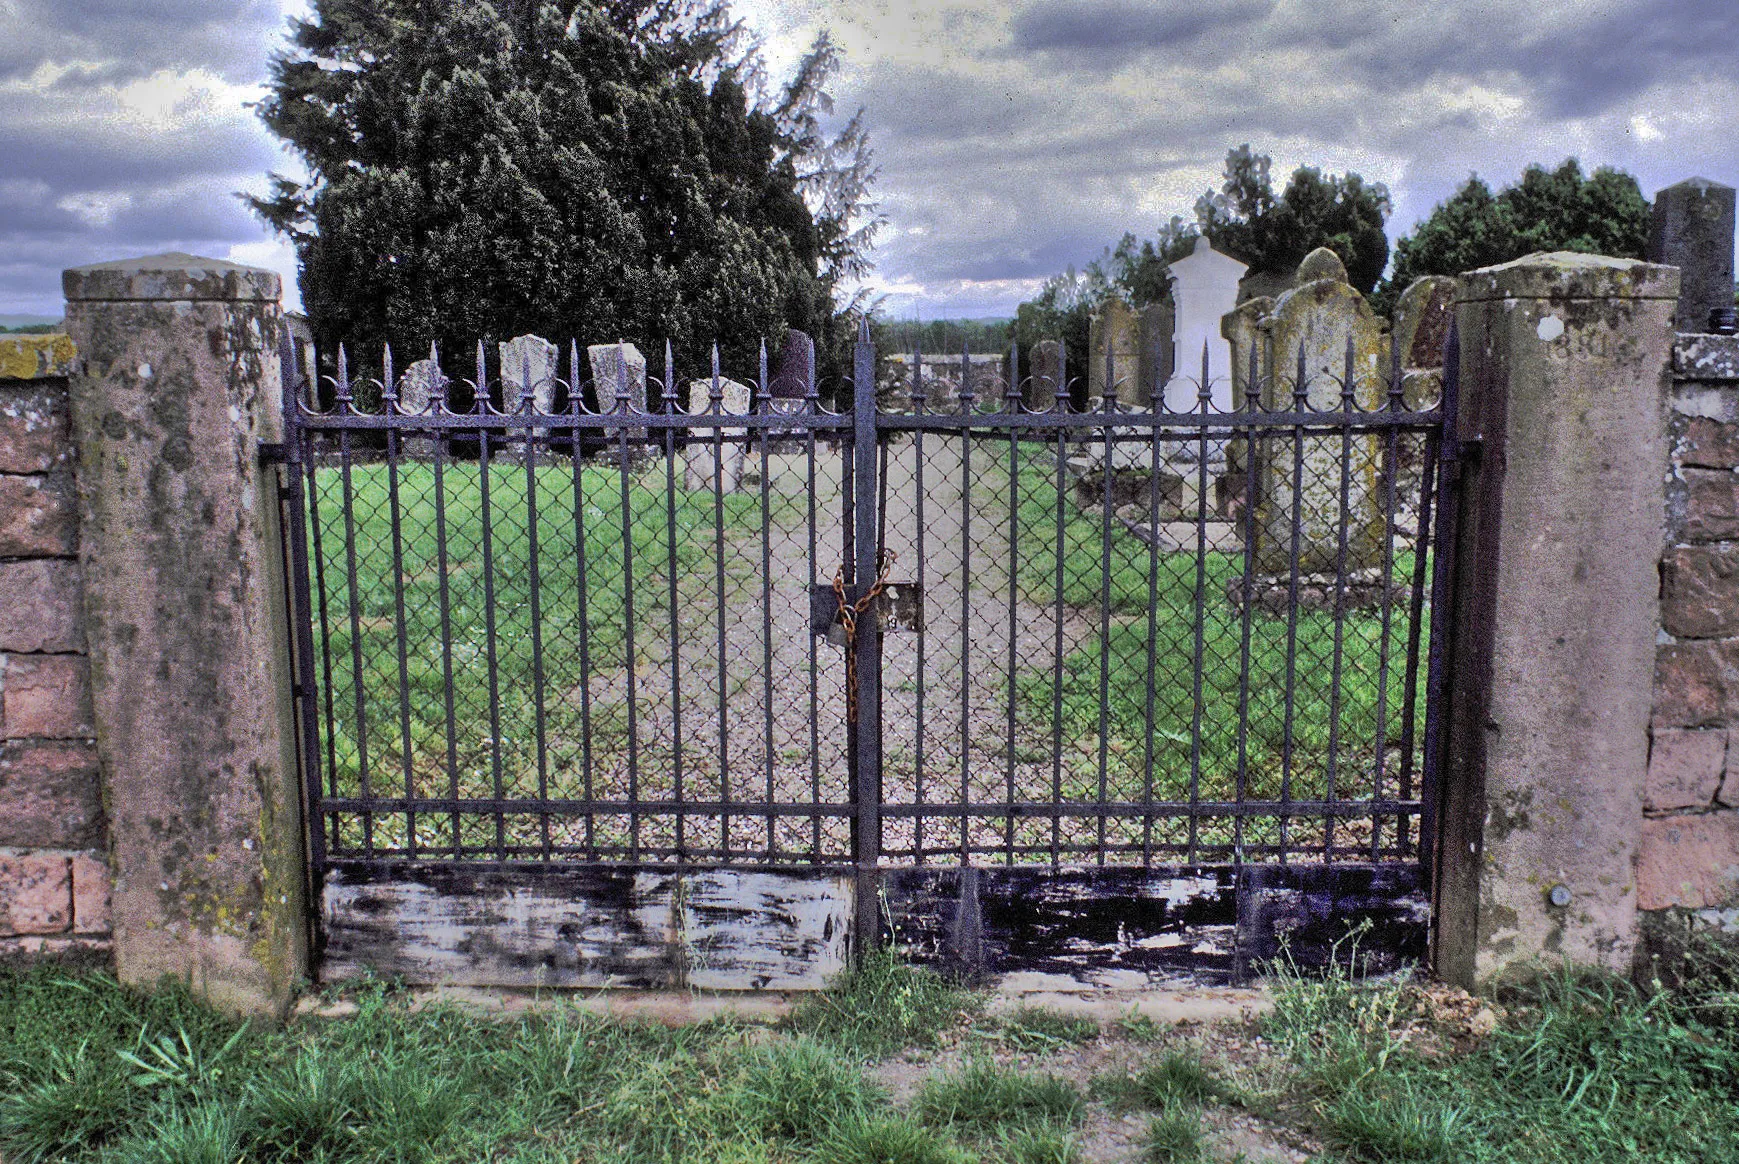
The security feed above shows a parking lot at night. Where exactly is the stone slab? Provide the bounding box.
[0,560,82,653]
[1,653,93,739]
[1682,469,1739,541]
[0,382,71,473]
[70,850,110,934]
[0,740,103,848]
[1675,334,1739,381]
[0,851,71,935]
[0,334,76,381]
[63,253,279,304]
[0,473,76,557]
[1646,728,1727,811]
[1680,417,1739,469]
[1638,810,1739,910]
[1661,544,1739,637]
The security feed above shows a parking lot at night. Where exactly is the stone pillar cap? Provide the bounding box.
[1458,251,1681,303]
[63,253,281,304]
[1657,176,1734,194]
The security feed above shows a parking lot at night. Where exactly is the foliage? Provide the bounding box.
[1379,159,1651,312]
[1195,144,1392,293]
[873,316,1015,358]
[252,1,878,382]
[784,944,982,1056]
[913,1059,1086,1134]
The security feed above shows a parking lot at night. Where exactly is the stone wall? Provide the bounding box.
[0,333,109,966]
[1648,332,1739,926]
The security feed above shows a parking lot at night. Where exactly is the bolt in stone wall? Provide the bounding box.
[0,332,110,968]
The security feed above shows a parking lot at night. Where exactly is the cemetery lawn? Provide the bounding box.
[1009,454,1426,837]
[5,940,1737,1163]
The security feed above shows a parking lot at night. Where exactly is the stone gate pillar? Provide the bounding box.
[1438,253,1678,985]
[63,254,305,1016]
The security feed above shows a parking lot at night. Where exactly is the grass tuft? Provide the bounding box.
[1142,1103,1206,1163]
[786,946,982,1057]
[812,1115,973,1164]
[914,1059,1085,1134]
[989,1006,1099,1051]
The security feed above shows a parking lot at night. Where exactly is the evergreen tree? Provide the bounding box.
[251,0,875,382]
[1380,159,1650,309]
[1194,144,1392,293]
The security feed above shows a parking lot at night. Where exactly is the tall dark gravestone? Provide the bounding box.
[771,328,815,398]
[1647,177,1736,333]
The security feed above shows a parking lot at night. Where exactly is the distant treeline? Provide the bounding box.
[0,323,59,334]
[871,317,1014,356]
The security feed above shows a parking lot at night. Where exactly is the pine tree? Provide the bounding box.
[250,0,873,380]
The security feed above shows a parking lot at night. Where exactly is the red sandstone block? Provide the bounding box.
[1653,641,1728,727]
[1647,729,1727,811]
[2,653,92,739]
[1638,810,1739,910]
[0,386,69,474]
[0,852,71,935]
[0,560,83,653]
[0,474,75,557]
[69,851,109,934]
[1682,417,1739,470]
[1661,546,1739,638]
[1683,468,1739,542]
[0,740,104,848]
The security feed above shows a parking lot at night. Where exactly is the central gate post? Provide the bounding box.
[849,319,884,952]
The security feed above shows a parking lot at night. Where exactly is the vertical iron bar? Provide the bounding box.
[1277,344,1309,863]
[1187,342,1212,865]
[1140,345,1163,866]
[522,352,552,861]
[1050,340,1068,867]
[662,343,684,861]
[614,356,641,861]
[758,343,775,858]
[805,359,822,859]
[569,342,597,858]
[336,419,374,856]
[1232,344,1261,862]
[1004,346,1021,865]
[382,347,418,858]
[430,361,460,858]
[1371,347,1405,860]
[959,345,974,865]
[1420,322,1463,881]
[1324,338,1356,862]
[1400,435,1440,857]
[1095,348,1114,864]
[476,344,507,862]
[709,346,732,862]
[307,420,339,859]
[851,320,883,947]
[277,338,328,894]
[912,347,927,861]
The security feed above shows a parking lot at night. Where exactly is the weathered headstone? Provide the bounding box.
[1253,247,1386,574]
[771,328,814,398]
[1138,302,1175,405]
[1088,299,1140,402]
[1647,177,1736,334]
[1165,236,1247,412]
[501,333,559,413]
[1221,296,1272,405]
[1392,276,1457,409]
[683,377,752,492]
[396,355,445,414]
[587,342,647,412]
[1027,340,1064,410]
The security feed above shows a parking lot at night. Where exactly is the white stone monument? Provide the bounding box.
[1163,237,1247,413]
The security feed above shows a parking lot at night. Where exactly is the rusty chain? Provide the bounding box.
[833,549,897,726]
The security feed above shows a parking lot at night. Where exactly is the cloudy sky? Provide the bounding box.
[2,0,1736,321]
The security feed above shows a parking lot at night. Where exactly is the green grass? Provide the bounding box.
[308,458,761,854]
[6,937,1739,1164]
[784,945,984,1057]
[984,1006,1100,1052]
[1005,447,1430,850]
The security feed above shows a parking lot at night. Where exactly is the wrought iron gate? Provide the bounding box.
[274,320,1460,987]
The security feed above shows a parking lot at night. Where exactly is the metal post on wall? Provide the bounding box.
[849,318,884,953]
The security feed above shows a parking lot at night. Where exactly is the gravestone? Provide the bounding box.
[1139,302,1175,405]
[1253,247,1386,575]
[683,377,752,492]
[588,341,648,449]
[1392,276,1457,408]
[1647,178,1736,334]
[1087,299,1140,402]
[1164,236,1247,412]
[396,354,444,414]
[1028,340,1065,410]
[501,334,559,413]
[771,328,814,398]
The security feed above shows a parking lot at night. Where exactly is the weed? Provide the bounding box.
[995,1122,1081,1163]
[722,1037,877,1144]
[786,946,982,1056]
[1096,1050,1223,1111]
[987,1006,1099,1051]
[0,1042,134,1163]
[1142,1103,1206,1163]
[812,1115,973,1164]
[914,1059,1085,1134]
[111,1103,243,1164]
[1321,1078,1461,1162]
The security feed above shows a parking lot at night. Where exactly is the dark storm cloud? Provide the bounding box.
[0,0,286,84]
[1009,0,1275,62]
